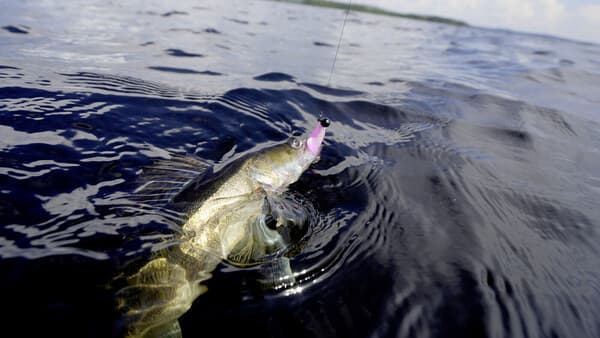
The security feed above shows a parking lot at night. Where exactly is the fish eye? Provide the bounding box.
[287,136,303,149]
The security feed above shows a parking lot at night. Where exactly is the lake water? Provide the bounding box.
[1,0,600,337]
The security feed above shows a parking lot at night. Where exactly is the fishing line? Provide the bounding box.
[326,0,352,87]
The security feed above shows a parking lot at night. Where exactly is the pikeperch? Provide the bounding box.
[116,117,330,338]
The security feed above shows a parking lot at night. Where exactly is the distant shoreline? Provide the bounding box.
[272,0,468,26]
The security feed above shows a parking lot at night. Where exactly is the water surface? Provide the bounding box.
[1,0,600,337]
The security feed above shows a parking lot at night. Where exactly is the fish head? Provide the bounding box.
[249,117,330,192]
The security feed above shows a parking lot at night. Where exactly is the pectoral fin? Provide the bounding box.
[264,194,309,243]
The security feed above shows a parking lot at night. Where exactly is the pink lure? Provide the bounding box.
[306,117,330,155]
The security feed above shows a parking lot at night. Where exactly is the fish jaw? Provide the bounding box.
[265,119,328,190]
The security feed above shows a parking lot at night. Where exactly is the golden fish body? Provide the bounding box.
[180,142,314,263]
[118,121,329,338]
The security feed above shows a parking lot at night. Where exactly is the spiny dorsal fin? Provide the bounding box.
[132,154,211,208]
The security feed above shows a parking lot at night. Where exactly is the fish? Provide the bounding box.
[115,117,330,338]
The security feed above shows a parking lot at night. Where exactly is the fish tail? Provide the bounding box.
[116,248,216,338]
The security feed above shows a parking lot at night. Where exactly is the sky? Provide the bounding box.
[352,0,600,44]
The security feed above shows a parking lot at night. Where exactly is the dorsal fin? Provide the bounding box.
[132,154,212,209]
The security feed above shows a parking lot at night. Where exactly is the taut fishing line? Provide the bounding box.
[326,0,352,87]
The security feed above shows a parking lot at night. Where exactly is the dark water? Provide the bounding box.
[1,0,600,337]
